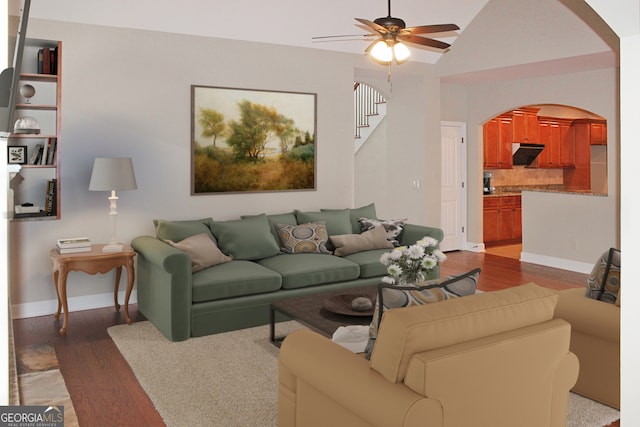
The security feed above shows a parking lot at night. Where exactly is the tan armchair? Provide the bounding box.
[554,287,620,408]
[278,284,578,427]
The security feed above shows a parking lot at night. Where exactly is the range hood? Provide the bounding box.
[512,143,545,166]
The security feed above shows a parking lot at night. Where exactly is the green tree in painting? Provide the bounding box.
[275,116,297,155]
[198,108,226,147]
[226,100,282,161]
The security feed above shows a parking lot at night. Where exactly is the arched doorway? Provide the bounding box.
[482,103,608,257]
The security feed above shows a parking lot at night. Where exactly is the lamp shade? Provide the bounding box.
[89,157,137,191]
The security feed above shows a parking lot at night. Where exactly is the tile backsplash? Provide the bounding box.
[488,167,564,187]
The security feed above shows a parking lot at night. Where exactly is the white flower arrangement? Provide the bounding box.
[379,236,446,285]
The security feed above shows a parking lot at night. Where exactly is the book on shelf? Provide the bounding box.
[29,144,43,164]
[15,205,41,214]
[40,139,49,165]
[46,138,57,165]
[58,246,92,254]
[44,179,57,216]
[57,237,91,249]
[37,46,57,75]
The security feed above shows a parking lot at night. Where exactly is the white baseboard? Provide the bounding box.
[464,242,486,252]
[520,252,593,274]
[11,290,138,319]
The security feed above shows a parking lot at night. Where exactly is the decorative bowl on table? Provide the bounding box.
[322,293,375,317]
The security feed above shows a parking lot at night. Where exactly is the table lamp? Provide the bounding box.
[89,157,137,252]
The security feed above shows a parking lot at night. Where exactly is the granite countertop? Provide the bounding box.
[485,185,607,197]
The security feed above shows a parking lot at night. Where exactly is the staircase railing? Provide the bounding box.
[354,82,386,152]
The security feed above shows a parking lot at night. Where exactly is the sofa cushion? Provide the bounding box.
[165,233,232,273]
[364,268,480,359]
[329,225,394,257]
[242,212,298,242]
[322,203,377,234]
[342,248,391,279]
[585,248,621,304]
[295,210,353,250]
[257,253,360,289]
[192,260,282,302]
[154,217,215,242]
[210,214,281,260]
[275,222,331,254]
[370,283,559,383]
[358,217,407,247]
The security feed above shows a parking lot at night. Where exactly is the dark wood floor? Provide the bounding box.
[12,250,619,427]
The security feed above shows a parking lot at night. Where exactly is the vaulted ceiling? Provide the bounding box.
[12,0,617,81]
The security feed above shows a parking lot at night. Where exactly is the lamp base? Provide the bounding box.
[102,243,124,253]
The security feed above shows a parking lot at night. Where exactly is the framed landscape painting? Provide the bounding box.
[191,85,317,194]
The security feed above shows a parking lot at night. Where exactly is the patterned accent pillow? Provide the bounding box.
[165,233,232,273]
[364,268,481,359]
[585,248,621,304]
[275,221,331,254]
[358,217,407,246]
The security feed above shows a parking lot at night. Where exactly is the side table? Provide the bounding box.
[49,244,136,336]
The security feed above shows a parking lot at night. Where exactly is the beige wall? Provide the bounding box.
[354,66,442,225]
[10,19,357,314]
[9,19,442,316]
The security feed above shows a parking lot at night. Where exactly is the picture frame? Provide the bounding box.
[7,145,27,164]
[191,85,317,194]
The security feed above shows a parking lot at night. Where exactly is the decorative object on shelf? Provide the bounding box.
[89,157,137,252]
[191,85,316,194]
[19,84,35,104]
[7,145,27,164]
[379,236,446,286]
[13,116,40,134]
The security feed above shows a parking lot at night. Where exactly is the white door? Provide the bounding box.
[440,122,466,252]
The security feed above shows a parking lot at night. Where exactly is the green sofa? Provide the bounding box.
[131,204,444,341]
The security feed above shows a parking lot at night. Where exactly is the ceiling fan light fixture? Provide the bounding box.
[370,40,393,64]
[393,41,410,63]
[369,39,410,65]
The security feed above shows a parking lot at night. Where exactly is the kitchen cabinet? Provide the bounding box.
[564,120,593,190]
[511,108,540,143]
[536,118,574,168]
[590,122,607,145]
[483,195,522,244]
[483,116,513,169]
[572,119,607,145]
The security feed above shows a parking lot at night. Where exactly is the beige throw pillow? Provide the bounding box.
[330,225,394,256]
[166,233,232,272]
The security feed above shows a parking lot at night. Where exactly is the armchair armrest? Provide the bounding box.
[399,223,444,247]
[554,288,620,342]
[279,329,443,427]
[131,235,193,341]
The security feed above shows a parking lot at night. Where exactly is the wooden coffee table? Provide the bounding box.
[269,286,376,347]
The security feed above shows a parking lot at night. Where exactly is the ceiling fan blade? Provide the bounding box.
[404,23,460,35]
[312,34,374,40]
[355,18,388,34]
[364,39,379,54]
[398,34,451,50]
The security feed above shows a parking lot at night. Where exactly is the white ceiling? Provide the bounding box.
[10,0,616,79]
[13,0,490,64]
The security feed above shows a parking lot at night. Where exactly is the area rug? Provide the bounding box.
[108,321,620,427]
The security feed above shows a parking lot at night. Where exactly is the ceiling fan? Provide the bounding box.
[314,0,459,65]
